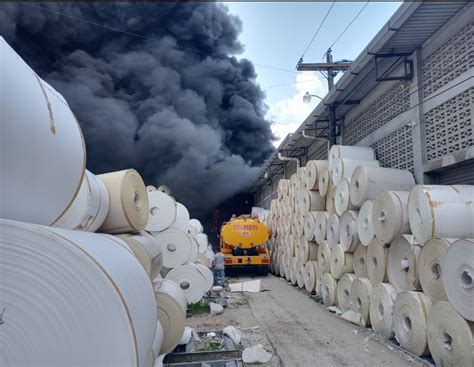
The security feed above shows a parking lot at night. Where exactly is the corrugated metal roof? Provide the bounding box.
[248,1,468,193]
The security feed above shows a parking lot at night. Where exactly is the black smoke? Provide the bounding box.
[0,2,274,218]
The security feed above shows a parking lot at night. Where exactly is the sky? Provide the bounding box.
[225,2,402,146]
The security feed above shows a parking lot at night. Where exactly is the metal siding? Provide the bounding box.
[435,159,474,184]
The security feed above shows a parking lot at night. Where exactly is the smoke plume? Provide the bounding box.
[0,2,274,217]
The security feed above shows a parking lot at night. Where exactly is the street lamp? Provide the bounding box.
[303,92,323,104]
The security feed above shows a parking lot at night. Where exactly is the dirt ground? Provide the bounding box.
[187,275,424,367]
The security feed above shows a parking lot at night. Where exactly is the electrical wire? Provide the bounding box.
[322,1,369,60]
[299,1,336,60]
[19,1,303,75]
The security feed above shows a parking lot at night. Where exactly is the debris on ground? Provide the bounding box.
[209,302,224,315]
[223,325,242,345]
[327,306,342,315]
[229,279,261,293]
[341,310,362,325]
[194,332,226,352]
[242,344,272,364]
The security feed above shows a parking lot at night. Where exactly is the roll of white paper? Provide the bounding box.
[367,238,389,284]
[322,273,338,306]
[318,166,332,196]
[305,160,328,190]
[337,273,355,313]
[326,213,340,249]
[304,261,318,292]
[351,277,373,326]
[314,211,329,245]
[388,235,422,292]
[154,228,197,268]
[318,241,332,273]
[331,158,380,187]
[164,264,207,303]
[370,283,397,339]
[335,178,356,215]
[353,243,368,278]
[330,244,354,280]
[171,203,190,231]
[339,210,359,252]
[146,191,176,232]
[328,145,375,170]
[357,200,375,246]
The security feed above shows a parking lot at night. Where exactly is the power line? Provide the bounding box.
[322,1,369,59]
[19,1,302,75]
[299,1,336,60]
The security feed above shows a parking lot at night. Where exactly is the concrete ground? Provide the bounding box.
[187,275,423,367]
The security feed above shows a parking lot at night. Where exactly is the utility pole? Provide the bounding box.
[296,49,351,146]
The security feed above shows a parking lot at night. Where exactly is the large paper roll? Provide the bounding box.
[0,38,86,227]
[189,219,204,234]
[314,211,329,245]
[151,321,164,360]
[318,166,331,196]
[351,278,373,326]
[98,169,149,234]
[419,238,456,301]
[119,231,163,281]
[196,264,213,293]
[393,291,432,356]
[370,283,397,339]
[353,243,368,278]
[408,185,474,243]
[0,219,157,366]
[297,167,307,190]
[358,200,375,246]
[154,228,197,268]
[305,160,328,190]
[296,261,306,289]
[330,244,354,280]
[290,257,298,285]
[152,279,186,355]
[170,203,190,231]
[301,239,318,263]
[164,264,206,303]
[388,235,422,292]
[328,145,376,170]
[157,185,172,196]
[335,178,356,215]
[304,261,318,292]
[427,301,474,366]
[146,185,157,192]
[331,158,380,187]
[337,273,355,312]
[373,190,410,244]
[326,213,340,249]
[195,233,209,252]
[83,171,110,232]
[318,241,332,273]
[299,189,325,215]
[146,191,176,232]
[316,266,324,295]
[339,210,359,252]
[443,239,474,321]
[325,185,337,214]
[322,273,338,306]
[350,166,415,207]
[367,238,389,284]
[303,212,317,240]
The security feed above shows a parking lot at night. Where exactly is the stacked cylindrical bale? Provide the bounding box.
[267,142,474,365]
[0,38,210,365]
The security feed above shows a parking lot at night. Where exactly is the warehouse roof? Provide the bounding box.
[248,1,468,194]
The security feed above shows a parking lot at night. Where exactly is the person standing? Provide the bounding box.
[213,249,225,286]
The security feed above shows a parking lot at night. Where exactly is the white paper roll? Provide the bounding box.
[330,244,354,280]
[301,239,318,263]
[304,261,318,292]
[154,228,197,268]
[351,278,373,326]
[318,241,332,273]
[326,214,340,249]
[290,257,298,285]
[318,166,331,196]
[328,145,376,170]
[314,211,329,246]
[353,243,368,278]
[370,283,397,339]
[188,219,204,234]
[367,238,389,284]
[303,212,317,240]
[196,264,213,293]
[325,185,337,214]
[170,203,190,231]
[388,235,422,292]
[146,185,157,192]
[83,171,110,232]
[350,166,415,207]
[299,189,325,215]
[164,264,206,303]
[443,239,474,321]
[373,190,410,244]
[331,158,380,187]
[316,266,324,295]
[157,185,172,196]
[419,238,456,301]
[305,160,328,190]
[146,191,176,232]
[335,178,356,215]
[0,219,157,366]
[297,167,307,190]
[98,169,149,234]
[408,185,474,244]
[151,321,164,359]
[296,261,306,289]
[152,279,186,355]
[427,301,474,366]
[339,210,359,252]
[195,233,209,252]
[0,38,86,227]
[393,291,432,356]
[357,200,375,246]
[337,273,355,312]
[322,273,338,306]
